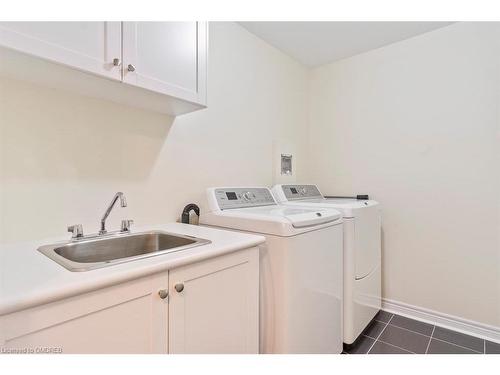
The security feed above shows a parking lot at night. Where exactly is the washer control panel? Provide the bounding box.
[282,184,323,200]
[214,188,276,210]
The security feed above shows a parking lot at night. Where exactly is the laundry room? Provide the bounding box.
[0,1,499,374]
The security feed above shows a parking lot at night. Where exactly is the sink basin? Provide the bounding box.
[38,230,211,272]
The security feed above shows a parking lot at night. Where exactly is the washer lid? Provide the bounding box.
[276,198,378,218]
[264,206,341,228]
[201,205,342,236]
[224,205,341,227]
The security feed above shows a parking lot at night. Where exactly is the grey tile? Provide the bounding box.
[389,315,433,336]
[344,336,375,354]
[433,326,484,352]
[378,325,430,354]
[427,339,478,354]
[485,340,500,354]
[374,310,393,323]
[369,341,413,354]
[362,320,387,339]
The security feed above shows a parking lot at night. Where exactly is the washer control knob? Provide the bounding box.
[242,192,254,201]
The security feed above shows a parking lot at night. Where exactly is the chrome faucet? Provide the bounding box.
[68,224,84,239]
[100,192,127,235]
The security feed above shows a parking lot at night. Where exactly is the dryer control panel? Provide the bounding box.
[281,184,323,200]
[213,188,276,210]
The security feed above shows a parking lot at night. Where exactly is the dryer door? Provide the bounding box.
[354,206,381,279]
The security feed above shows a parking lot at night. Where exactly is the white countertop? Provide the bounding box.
[0,223,265,316]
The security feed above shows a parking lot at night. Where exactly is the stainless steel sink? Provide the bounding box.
[38,230,211,272]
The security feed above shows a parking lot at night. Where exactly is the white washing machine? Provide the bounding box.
[272,184,381,345]
[200,187,344,354]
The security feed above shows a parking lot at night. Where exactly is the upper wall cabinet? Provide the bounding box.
[0,22,208,116]
[122,22,207,105]
[0,22,122,81]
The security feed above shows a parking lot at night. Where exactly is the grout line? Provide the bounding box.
[375,325,478,355]
[387,322,433,338]
[388,313,486,353]
[425,326,436,354]
[367,314,394,354]
[375,339,415,354]
[429,337,483,354]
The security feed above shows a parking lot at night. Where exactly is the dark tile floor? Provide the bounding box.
[343,310,500,354]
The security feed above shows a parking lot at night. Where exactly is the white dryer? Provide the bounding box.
[272,184,381,345]
[200,187,344,354]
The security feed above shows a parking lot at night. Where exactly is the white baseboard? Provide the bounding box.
[382,298,500,344]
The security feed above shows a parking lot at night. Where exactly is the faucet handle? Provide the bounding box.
[68,224,84,239]
[121,219,134,233]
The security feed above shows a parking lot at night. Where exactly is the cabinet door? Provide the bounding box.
[0,273,168,354]
[168,248,259,354]
[122,22,207,105]
[0,22,122,80]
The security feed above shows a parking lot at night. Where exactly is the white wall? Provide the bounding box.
[0,22,309,243]
[307,22,500,327]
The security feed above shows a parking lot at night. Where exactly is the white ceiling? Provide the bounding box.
[239,22,454,67]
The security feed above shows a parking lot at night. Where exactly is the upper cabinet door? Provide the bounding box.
[0,22,122,80]
[122,22,207,106]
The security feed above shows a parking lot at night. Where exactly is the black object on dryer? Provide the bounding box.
[324,195,369,200]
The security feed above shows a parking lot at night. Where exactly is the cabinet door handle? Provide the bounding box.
[113,58,121,66]
[127,64,136,72]
[158,289,168,299]
[174,283,184,293]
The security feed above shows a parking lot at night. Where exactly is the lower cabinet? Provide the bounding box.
[0,273,167,353]
[0,247,259,354]
[169,248,259,353]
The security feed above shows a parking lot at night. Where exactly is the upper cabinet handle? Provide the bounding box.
[113,58,121,66]
[127,64,136,72]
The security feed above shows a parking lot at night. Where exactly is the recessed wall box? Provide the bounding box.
[281,154,292,175]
